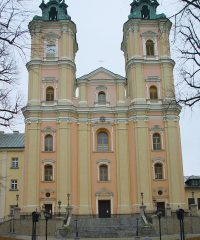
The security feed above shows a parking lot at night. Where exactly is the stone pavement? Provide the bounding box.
[10,233,200,240]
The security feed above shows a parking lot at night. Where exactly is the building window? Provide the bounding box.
[99,165,108,181]
[46,87,54,101]
[153,133,161,150]
[149,86,158,100]
[44,165,53,181]
[97,131,109,152]
[10,180,18,190]
[146,39,154,56]
[188,198,195,209]
[154,163,163,179]
[198,198,200,210]
[11,158,19,168]
[44,134,53,152]
[98,91,106,104]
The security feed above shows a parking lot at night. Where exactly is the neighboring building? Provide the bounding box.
[0,132,24,221]
[0,0,193,218]
[185,176,200,213]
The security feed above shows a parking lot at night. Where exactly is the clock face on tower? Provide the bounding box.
[46,44,56,57]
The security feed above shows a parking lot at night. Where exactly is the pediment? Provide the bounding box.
[78,67,125,82]
[141,30,158,37]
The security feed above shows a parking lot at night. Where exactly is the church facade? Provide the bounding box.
[0,0,186,218]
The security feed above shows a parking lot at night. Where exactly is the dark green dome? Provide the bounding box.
[129,0,166,20]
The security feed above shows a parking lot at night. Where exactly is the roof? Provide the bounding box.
[185,175,200,188]
[0,132,25,149]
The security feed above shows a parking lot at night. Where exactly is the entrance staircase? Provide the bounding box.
[0,214,155,238]
[68,214,144,238]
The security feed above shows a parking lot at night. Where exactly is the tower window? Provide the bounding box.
[98,91,106,104]
[153,133,161,150]
[154,163,163,179]
[149,86,158,100]
[11,158,19,168]
[49,7,58,21]
[46,87,54,101]
[99,164,108,181]
[10,179,18,190]
[45,134,53,152]
[141,5,150,19]
[97,131,109,152]
[146,40,154,56]
[44,164,53,181]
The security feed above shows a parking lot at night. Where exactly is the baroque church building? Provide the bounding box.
[0,0,187,219]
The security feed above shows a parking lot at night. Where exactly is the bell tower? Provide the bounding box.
[122,0,174,103]
[122,0,185,211]
[23,0,78,213]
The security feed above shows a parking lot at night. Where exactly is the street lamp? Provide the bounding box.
[67,193,70,206]
[140,192,144,206]
[44,210,51,240]
[136,217,139,236]
[176,208,185,240]
[191,191,195,204]
[16,194,19,207]
[156,211,162,240]
[58,200,61,216]
[74,215,79,239]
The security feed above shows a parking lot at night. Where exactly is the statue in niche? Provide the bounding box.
[141,5,150,19]
[49,7,58,21]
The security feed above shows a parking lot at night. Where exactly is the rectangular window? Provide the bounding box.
[11,158,19,168]
[198,198,200,210]
[188,198,195,209]
[10,180,18,190]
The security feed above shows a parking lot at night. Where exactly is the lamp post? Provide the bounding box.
[191,191,195,204]
[176,208,185,240]
[67,193,70,206]
[74,215,79,239]
[156,211,162,240]
[16,194,19,207]
[44,210,50,240]
[136,217,139,236]
[58,200,61,216]
[140,192,144,206]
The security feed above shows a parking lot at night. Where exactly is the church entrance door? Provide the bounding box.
[98,200,111,218]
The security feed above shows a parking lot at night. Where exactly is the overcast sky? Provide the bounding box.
[12,0,200,176]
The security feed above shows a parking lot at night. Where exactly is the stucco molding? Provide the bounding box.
[152,157,165,162]
[150,125,164,132]
[96,159,111,165]
[41,126,56,133]
[95,188,114,197]
[42,159,55,164]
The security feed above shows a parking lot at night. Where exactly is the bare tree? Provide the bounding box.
[172,0,200,107]
[0,0,28,127]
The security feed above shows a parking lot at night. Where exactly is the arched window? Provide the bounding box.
[45,134,53,152]
[97,131,109,152]
[154,163,163,179]
[141,5,150,19]
[153,133,161,150]
[49,7,58,21]
[46,87,54,101]
[99,165,108,181]
[149,86,158,100]
[98,91,106,104]
[146,40,154,56]
[44,165,53,181]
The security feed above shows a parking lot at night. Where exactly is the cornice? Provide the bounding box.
[126,57,175,71]
[22,100,181,117]
[26,59,76,70]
